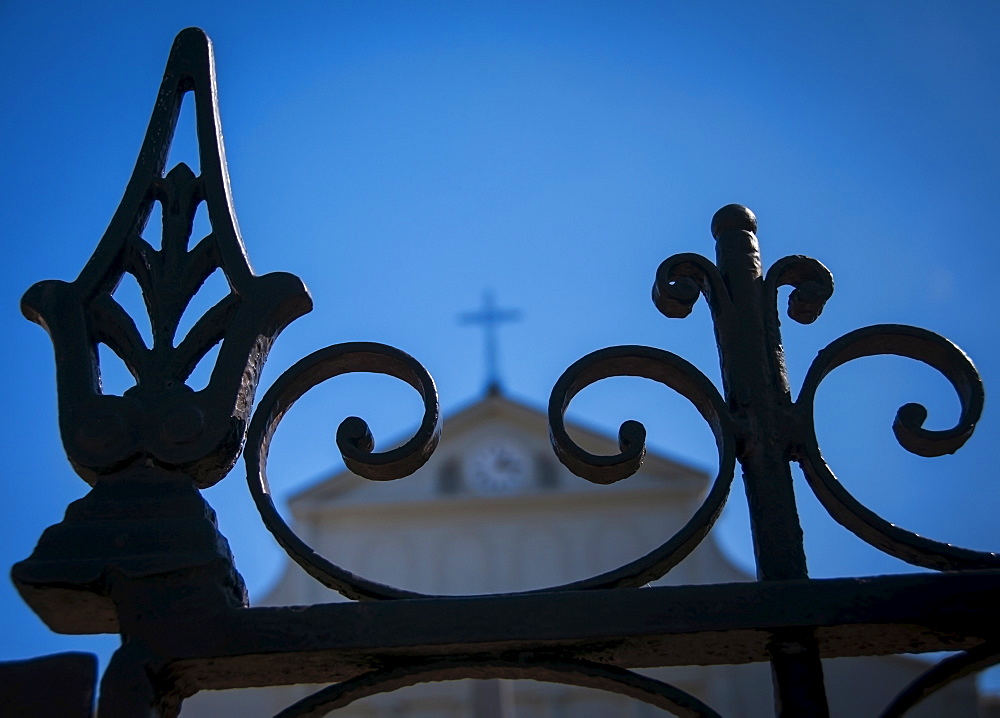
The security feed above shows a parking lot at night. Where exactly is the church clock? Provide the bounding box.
[465,439,531,494]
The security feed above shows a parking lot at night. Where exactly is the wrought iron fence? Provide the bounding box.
[5,28,999,718]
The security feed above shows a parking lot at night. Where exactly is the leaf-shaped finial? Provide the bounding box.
[22,28,312,487]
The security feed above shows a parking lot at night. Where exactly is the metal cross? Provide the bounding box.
[459,290,522,395]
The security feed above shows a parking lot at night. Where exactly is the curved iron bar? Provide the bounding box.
[547,345,737,587]
[794,324,998,570]
[274,658,721,718]
[879,643,1000,718]
[245,342,442,601]
[764,255,834,326]
[652,252,733,323]
[761,255,835,407]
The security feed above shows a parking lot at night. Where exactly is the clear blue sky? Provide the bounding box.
[2,0,999,697]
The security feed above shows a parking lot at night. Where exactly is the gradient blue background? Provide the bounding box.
[2,0,999,699]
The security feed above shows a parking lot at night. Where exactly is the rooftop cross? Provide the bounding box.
[459,290,522,395]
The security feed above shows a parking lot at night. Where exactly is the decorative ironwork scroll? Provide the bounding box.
[548,204,994,715]
[796,324,992,570]
[245,341,442,602]
[10,27,997,718]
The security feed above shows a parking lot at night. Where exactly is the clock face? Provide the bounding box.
[465,440,531,494]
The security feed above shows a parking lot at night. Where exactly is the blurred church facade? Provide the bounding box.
[182,391,978,717]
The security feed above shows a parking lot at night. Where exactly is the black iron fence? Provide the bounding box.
[4,28,998,718]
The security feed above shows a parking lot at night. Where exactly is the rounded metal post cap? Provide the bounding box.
[711,204,757,239]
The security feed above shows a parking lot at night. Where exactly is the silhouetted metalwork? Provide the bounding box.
[9,27,997,718]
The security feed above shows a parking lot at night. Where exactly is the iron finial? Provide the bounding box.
[710,203,757,239]
[20,26,313,488]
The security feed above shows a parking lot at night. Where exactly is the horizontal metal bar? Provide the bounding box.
[162,570,1000,693]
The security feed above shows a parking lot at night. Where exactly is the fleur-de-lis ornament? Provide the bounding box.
[21,28,312,488]
[14,28,314,633]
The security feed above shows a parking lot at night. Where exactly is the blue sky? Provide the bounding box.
[2,0,999,698]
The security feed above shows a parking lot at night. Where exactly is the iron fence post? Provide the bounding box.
[710,205,829,715]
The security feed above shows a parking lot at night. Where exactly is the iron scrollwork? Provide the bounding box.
[548,203,990,715]
[244,342,442,602]
[795,324,996,571]
[249,342,736,601]
[547,345,737,589]
[12,27,997,718]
